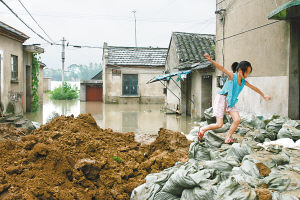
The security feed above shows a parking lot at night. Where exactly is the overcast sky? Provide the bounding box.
[0,0,216,69]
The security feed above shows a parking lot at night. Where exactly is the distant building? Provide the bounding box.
[102,43,168,104]
[80,70,103,101]
[165,32,215,118]
[215,0,300,119]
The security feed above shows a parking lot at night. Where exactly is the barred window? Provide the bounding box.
[11,55,18,81]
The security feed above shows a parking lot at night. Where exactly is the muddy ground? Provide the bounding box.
[0,114,191,200]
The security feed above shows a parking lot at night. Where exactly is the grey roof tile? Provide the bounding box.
[172,32,215,70]
[107,46,168,66]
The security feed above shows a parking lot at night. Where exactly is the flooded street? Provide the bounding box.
[25,82,194,144]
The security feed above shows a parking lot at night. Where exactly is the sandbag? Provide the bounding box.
[277,125,300,141]
[224,143,252,166]
[264,170,300,192]
[266,118,288,133]
[189,142,211,161]
[216,176,257,200]
[241,114,265,129]
[203,132,224,148]
[250,129,277,143]
[272,192,299,200]
[181,186,217,200]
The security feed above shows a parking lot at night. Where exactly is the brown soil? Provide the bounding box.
[0,124,27,140]
[256,162,271,177]
[0,114,191,200]
[255,188,272,200]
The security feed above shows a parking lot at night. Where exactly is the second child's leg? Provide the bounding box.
[201,117,224,133]
[225,111,241,143]
[198,117,224,140]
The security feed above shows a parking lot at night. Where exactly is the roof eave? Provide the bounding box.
[268,0,300,20]
[23,45,44,53]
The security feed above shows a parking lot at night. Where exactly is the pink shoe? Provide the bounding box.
[225,137,236,144]
[198,127,205,140]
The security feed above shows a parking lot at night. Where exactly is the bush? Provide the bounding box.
[50,82,79,100]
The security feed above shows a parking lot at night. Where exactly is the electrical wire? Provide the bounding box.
[16,0,54,43]
[0,0,52,44]
[217,0,226,5]
[216,20,280,42]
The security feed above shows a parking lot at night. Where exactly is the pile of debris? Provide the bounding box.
[132,108,300,200]
[0,114,191,199]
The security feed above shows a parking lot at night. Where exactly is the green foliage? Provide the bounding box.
[112,157,122,164]
[50,82,79,100]
[44,63,102,81]
[32,53,40,112]
[6,101,15,114]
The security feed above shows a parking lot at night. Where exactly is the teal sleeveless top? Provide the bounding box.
[218,73,246,107]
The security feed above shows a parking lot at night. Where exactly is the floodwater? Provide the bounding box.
[25,81,194,144]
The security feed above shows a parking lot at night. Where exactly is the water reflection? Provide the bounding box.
[25,91,194,144]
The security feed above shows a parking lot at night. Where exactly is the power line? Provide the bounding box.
[216,21,280,42]
[16,0,54,43]
[217,0,226,5]
[0,0,52,44]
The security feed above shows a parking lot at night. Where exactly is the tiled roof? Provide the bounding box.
[0,21,29,41]
[171,32,215,70]
[107,46,168,66]
[92,70,102,80]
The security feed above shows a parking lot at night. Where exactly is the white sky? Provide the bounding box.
[0,0,216,68]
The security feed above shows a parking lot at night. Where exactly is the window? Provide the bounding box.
[122,74,138,96]
[11,55,18,81]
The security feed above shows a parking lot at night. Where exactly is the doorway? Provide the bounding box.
[288,19,300,119]
[201,75,212,115]
[26,65,31,112]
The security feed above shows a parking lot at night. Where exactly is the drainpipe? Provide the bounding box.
[215,8,227,87]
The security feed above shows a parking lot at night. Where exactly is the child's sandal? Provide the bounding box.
[198,127,205,140]
[225,137,236,144]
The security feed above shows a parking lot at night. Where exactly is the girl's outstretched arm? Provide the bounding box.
[204,53,233,80]
[245,81,271,101]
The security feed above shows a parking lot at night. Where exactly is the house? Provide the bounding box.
[0,21,44,113]
[215,0,300,119]
[165,32,216,118]
[102,43,168,104]
[80,70,103,102]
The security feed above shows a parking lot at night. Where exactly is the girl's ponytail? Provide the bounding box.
[231,62,239,72]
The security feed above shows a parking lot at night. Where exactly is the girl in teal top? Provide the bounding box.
[198,54,271,144]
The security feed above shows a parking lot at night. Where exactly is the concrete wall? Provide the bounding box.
[43,78,51,92]
[38,67,44,103]
[104,66,165,104]
[215,0,292,117]
[165,38,181,111]
[0,35,24,113]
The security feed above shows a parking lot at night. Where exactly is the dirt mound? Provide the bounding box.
[0,124,27,141]
[255,188,272,200]
[0,114,191,200]
[256,162,271,177]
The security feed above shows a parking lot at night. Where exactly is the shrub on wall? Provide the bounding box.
[32,53,40,112]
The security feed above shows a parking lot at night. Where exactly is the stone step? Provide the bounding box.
[15,120,26,127]
[6,116,22,123]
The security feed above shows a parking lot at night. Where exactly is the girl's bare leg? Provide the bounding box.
[225,111,241,142]
[201,117,224,133]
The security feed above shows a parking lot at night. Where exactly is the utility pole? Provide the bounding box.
[61,37,66,85]
[132,10,137,47]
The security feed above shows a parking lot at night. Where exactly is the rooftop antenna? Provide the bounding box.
[132,10,137,47]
